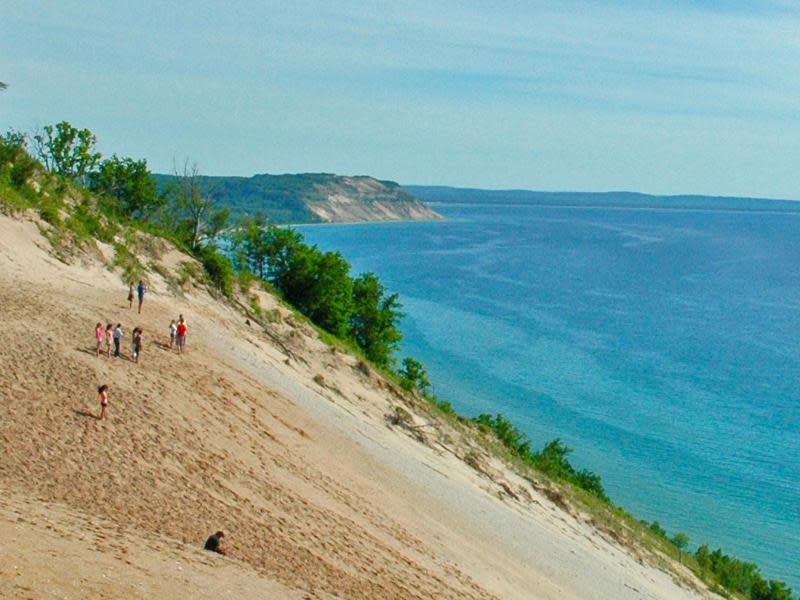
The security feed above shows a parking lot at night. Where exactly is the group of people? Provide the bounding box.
[94,322,144,361]
[93,284,191,421]
[93,284,227,556]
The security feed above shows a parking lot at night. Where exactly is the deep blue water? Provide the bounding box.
[297,203,800,588]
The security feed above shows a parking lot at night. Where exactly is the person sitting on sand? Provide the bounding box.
[204,531,227,555]
[95,322,104,357]
[105,323,113,358]
[98,384,109,420]
[127,281,135,309]
[137,280,146,314]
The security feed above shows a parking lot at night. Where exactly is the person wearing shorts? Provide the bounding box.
[105,323,113,357]
[95,322,104,357]
[169,320,177,349]
[176,319,187,353]
[113,324,123,358]
[136,281,146,314]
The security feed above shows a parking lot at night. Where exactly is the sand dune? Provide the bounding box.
[0,213,716,599]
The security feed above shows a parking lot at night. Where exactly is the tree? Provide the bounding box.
[350,272,403,367]
[670,532,689,563]
[32,121,101,182]
[474,413,531,457]
[399,357,430,394]
[257,226,353,335]
[648,521,668,539]
[89,155,162,219]
[534,438,576,480]
[168,160,227,250]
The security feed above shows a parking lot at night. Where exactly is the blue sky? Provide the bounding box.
[2,1,799,198]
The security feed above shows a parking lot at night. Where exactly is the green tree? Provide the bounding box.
[199,246,234,298]
[534,438,576,479]
[350,272,403,367]
[168,160,227,250]
[89,155,162,219]
[259,226,353,335]
[670,532,689,563]
[33,121,101,182]
[0,129,37,187]
[399,357,431,394]
[229,214,267,275]
[648,521,668,539]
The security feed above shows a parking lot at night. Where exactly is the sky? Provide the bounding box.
[2,1,800,198]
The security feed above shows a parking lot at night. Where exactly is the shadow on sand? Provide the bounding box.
[73,409,99,420]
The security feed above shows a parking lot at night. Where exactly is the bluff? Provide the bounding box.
[155,172,443,224]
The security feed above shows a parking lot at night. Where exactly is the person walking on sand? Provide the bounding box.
[204,531,227,555]
[169,319,177,349]
[95,322,104,357]
[127,282,135,309]
[113,323,124,358]
[98,384,109,420]
[105,323,113,358]
[136,280,146,314]
[132,327,143,364]
[176,317,187,354]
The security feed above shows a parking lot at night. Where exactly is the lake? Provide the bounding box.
[297,201,800,588]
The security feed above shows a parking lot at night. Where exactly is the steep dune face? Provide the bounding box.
[305,177,443,223]
[0,214,711,599]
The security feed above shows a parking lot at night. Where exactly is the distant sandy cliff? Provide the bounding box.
[154,172,443,224]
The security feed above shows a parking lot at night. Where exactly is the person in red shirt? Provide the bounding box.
[176,318,188,354]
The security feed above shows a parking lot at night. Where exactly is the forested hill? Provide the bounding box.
[406,185,800,213]
[153,172,442,224]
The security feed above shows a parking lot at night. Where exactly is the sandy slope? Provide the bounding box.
[0,213,716,599]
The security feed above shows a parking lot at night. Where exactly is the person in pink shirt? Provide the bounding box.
[95,322,104,357]
[104,323,113,358]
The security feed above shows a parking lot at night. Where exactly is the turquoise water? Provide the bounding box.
[297,202,800,588]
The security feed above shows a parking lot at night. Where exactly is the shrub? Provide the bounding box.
[113,242,145,282]
[200,246,233,298]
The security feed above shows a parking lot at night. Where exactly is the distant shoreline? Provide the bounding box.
[423,200,800,216]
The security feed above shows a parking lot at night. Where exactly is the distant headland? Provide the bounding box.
[153,172,443,224]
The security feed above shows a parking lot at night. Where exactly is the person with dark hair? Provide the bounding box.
[113,323,123,358]
[176,317,187,354]
[132,327,143,364]
[127,282,135,309]
[137,281,146,314]
[204,531,227,555]
[97,384,109,420]
[95,322,104,357]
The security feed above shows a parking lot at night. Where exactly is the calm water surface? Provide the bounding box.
[298,203,800,587]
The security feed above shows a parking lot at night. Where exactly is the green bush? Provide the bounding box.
[200,246,234,298]
[113,242,145,282]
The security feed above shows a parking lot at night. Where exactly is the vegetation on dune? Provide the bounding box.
[0,122,796,600]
